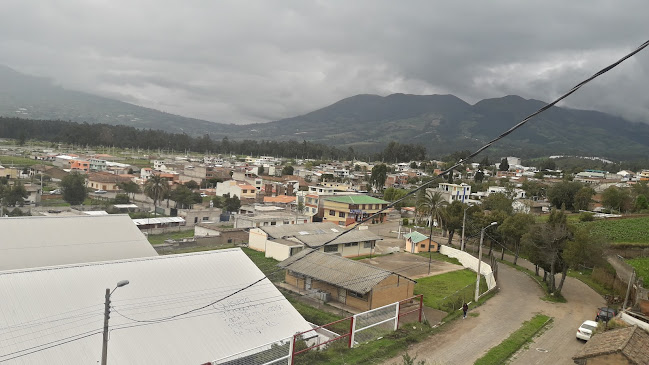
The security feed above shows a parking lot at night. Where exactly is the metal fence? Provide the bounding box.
[290,295,423,364]
[210,337,293,365]
[210,296,424,365]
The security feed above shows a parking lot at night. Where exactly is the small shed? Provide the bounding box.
[278,249,415,311]
[404,231,439,253]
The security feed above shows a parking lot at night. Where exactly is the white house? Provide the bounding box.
[435,183,472,204]
[0,249,312,364]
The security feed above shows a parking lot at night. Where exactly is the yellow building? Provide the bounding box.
[323,195,389,226]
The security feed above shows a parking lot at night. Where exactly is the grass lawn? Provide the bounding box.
[474,314,552,365]
[147,230,195,245]
[627,257,649,287]
[240,247,284,282]
[414,269,487,312]
[285,295,345,328]
[122,158,152,168]
[415,251,462,265]
[293,322,435,365]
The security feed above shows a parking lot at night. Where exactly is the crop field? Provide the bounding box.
[626,258,649,287]
[579,216,649,244]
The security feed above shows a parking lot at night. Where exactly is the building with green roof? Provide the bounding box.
[323,194,389,226]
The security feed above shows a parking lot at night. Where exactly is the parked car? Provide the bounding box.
[200,193,208,197]
[49,189,62,195]
[94,190,108,194]
[595,307,617,322]
[576,320,598,341]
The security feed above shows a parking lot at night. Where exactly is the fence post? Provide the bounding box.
[394,301,400,331]
[289,334,297,365]
[349,315,356,348]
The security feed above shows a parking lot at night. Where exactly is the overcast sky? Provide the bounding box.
[1,1,648,124]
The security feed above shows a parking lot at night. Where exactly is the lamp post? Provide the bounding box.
[101,280,130,365]
[475,222,497,302]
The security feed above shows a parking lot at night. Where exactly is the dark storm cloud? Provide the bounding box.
[0,0,647,124]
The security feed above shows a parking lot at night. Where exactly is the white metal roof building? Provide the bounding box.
[0,249,311,364]
[0,215,157,271]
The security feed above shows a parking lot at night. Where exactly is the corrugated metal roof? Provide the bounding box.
[324,195,388,205]
[0,215,157,271]
[132,216,186,225]
[260,222,343,238]
[278,250,413,294]
[295,229,382,246]
[404,231,428,243]
[0,249,311,364]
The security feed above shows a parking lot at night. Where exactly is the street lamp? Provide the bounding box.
[460,203,474,251]
[101,280,129,365]
[475,222,497,302]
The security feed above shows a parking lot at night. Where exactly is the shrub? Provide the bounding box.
[403,218,409,226]
[579,212,595,222]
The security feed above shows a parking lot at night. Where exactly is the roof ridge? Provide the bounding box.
[620,325,639,350]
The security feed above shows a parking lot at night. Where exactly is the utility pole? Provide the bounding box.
[101,280,129,365]
[101,288,110,365]
[461,207,467,251]
[476,222,497,302]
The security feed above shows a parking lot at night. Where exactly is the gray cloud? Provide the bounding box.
[0,0,648,124]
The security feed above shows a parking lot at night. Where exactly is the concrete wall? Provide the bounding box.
[248,228,268,252]
[266,240,293,261]
[620,311,649,332]
[440,245,497,291]
[286,272,306,291]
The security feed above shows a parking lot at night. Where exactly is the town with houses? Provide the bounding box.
[1,140,649,364]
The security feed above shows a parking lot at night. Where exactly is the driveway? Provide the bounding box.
[382,255,604,365]
[360,252,464,279]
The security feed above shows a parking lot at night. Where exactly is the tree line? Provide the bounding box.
[0,117,427,162]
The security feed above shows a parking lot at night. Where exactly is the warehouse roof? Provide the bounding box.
[132,216,186,226]
[295,229,381,247]
[278,250,414,294]
[0,215,157,271]
[0,249,311,364]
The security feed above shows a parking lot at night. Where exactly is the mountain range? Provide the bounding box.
[2,65,649,159]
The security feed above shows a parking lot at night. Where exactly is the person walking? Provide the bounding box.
[462,302,468,319]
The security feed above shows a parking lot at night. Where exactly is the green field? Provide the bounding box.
[579,216,649,243]
[414,269,487,312]
[0,155,43,167]
[627,257,649,287]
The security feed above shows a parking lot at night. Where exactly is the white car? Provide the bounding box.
[94,190,108,194]
[576,320,598,341]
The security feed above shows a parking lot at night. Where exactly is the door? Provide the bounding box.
[305,277,312,290]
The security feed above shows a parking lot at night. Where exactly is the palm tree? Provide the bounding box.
[417,190,447,229]
[144,175,169,216]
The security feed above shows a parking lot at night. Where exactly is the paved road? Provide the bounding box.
[382,256,604,365]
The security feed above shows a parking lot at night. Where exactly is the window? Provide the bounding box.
[270,221,277,225]
[324,245,338,252]
[338,212,345,218]
[363,242,374,249]
[329,210,335,216]
[420,244,426,248]
[361,204,365,209]
[242,189,247,193]
[312,208,316,213]
[348,292,367,301]
[344,242,359,247]
[202,217,209,221]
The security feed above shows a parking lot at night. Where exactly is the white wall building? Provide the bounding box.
[436,183,471,203]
